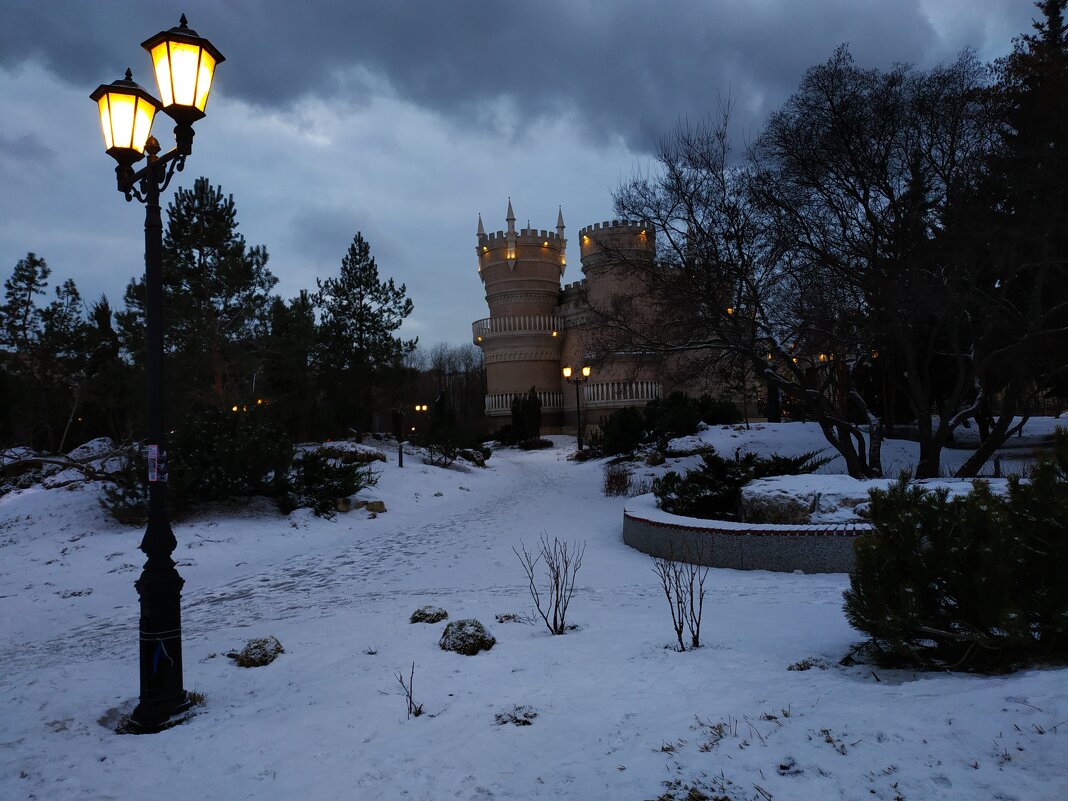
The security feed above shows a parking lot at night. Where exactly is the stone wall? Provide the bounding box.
[622,496,869,574]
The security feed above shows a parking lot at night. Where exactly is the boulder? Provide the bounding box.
[459,449,486,468]
[227,635,284,667]
[365,500,386,514]
[439,619,496,656]
[410,605,448,624]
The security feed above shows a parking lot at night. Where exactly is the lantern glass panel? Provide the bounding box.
[132,96,156,151]
[194,50,216,111]
[167,41,203,107]
[149,42,173,106]
[96,97,114,150]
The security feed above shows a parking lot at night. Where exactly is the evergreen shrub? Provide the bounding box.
[597,406,647,456]
[653,448,831,520]
[698,395,743,425]
[844,431,1068,671]
[644,392,702,440]
[277,449,376,517]
[103,405,374,521]
[519,437,552,450]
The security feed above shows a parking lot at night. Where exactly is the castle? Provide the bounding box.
[472,199,668,433]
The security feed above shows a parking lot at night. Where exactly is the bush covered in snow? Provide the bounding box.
[844,431,1068,672]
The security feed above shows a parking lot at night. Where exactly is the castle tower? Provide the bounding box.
[562,219,661,427]
[473,200,568,427]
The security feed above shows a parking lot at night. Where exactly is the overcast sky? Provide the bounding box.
[0,0,1039,347]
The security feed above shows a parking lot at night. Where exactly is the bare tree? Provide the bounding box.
[514,534,586,635]
[596,48,1033,479]
[652,544,710,651]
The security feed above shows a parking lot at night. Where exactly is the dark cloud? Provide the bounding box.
[0,1,1034,154]
[0,132,54,167]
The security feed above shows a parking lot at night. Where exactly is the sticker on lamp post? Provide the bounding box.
[147,445,167,483]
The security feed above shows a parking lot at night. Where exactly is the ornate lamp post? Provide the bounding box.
[90,15,224,734]
[562,365,592,450]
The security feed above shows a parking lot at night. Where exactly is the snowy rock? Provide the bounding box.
[459,449,486,467]
[227,635,285,667]
[410,605,448,624]
[742,475,894,525]
[365,500,386,514]
[495,704,537,726]
[66,437,115,461]
[316,441,387,464]
[740,492,811,524]
[439,619,495,656]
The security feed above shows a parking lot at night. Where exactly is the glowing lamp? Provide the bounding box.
[581,366,591,378]
[562,366,572,379]
[141,15,225,127]
[89,70,162,167]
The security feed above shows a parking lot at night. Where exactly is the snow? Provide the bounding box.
[1,426,1066,801]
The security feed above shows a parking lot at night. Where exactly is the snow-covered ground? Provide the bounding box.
[1,424,1065,801]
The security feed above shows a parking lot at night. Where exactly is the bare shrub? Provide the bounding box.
[602,463,632,496]
[514,534,586,635]
[396,662,423,718]
[652,543,710,651]
[629,475,653,497]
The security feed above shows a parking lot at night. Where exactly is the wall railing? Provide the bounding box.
[472,315,563,342]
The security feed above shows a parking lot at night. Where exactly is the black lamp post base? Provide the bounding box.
[123,693,194,734]
[131,559,188,734]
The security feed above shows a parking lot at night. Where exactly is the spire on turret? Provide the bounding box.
[477,213,485,238]
[556,206,565,238]
[506,198,517,269]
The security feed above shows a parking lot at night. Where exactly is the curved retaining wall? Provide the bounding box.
[623,495,870,574]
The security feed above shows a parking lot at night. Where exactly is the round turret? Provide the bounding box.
[472,201,568,426]
[578,219,655,310]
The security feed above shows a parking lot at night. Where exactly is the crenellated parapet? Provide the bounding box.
[578,218,655,273]
[476,200,567,284]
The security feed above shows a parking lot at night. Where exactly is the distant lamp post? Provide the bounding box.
[562,365,592,450]
[90,15,224,734]
[412,404,428,434]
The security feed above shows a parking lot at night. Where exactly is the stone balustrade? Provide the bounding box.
[484,391,564,416]
[582,381,662,407]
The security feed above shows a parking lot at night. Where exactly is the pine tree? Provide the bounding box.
[315,232,416,434]
[989,0,1068,403]
[261,291,318,440]
[118,177,278,411]
[1,252,51,363]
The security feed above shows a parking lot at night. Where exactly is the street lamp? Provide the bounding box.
[562,365,592,451]
[90,15,224,734]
